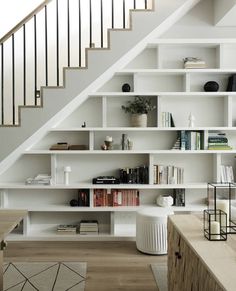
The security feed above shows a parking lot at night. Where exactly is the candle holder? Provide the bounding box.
[208,182,236,234]
[204,209,227,241]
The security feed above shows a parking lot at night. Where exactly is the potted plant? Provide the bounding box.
[121,96,156,127]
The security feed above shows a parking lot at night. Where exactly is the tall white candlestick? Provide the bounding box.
[210,221,220,240]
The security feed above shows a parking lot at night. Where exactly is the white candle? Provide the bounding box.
[216,200,229,226]
[210,221,220,240]
[64,166,72,185]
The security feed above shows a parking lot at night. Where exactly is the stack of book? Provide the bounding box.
[208,133,232,150]
[50,142,69,150]
[183,57,206,69]
[25,174,52,185]
[153,165,184,184]
[161,112,175,127]
[79,220,99,235]
[57,224,78,234]
[93,189,140,207]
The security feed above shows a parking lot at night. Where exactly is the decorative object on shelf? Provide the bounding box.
[122,83,131,92]
[70,199,78,207]
[156,195,173,207]
[121,134,128,150]
[64,166,71,185]
[203,209,227,241]
[183,57,206,69]
[121,96,156,127]
[104,136,113,150]
[81,121,86,127]
[204,81,219,92]
[127,138,133,150]
[207,182,236,234]
[188,112,195,127]
[173,189,185,206]
[171,137,181,150]
[226,74,236,91]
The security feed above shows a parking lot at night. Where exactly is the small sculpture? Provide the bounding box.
[81,121,86,128]
[188,112,195,127]
[101,136,113,150]
[64,166,71,185]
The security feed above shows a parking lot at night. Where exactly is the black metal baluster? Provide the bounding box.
[67,0,70,67]
[34,14,37,106]
[12,34,15,124]
[56,0,59,86]
[45,5,48,86]
[1,43,4,124]
[145,0,147,9]
[23,24,26,106]
[123,0,125,28]
[101,0,103,48]
[89,0,92,47]
[111,0,114,29]
[78,0,81,66]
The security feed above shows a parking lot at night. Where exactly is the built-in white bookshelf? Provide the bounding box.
[1,39,236,241]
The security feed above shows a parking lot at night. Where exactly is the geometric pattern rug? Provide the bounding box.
[3,262,86,291]
[150,263,168,291]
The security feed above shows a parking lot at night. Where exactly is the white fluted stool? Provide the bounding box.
[136,207,174,255]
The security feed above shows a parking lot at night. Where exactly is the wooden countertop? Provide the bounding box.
[169,214,236,291]
[0,209,27,241]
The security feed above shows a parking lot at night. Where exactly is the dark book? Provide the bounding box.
[78,189,90,206]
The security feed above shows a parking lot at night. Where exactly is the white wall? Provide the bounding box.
[0,0,43,39]
[161,0,236,38]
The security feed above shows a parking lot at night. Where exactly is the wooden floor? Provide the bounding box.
[4,241,166,290]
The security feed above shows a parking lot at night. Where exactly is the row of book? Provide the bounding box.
[153,165,184,184]
[220,165,234,183]
[119,166,149,184]
[161,112,175,127]
[57,220,99,235]
[94,189,140,207]
[208,132,232,150]
[50,142,88,150]
[175,130,204,150]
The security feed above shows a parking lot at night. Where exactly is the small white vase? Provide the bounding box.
[131,114,147,127]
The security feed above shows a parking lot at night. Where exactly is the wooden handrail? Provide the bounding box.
[0,0,53,44]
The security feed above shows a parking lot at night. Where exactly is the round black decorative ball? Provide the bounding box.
[70,199,78,207]
[204,81,219,92]
[122,83,131,92]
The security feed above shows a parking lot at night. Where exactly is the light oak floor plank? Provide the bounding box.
[4,241,166,290]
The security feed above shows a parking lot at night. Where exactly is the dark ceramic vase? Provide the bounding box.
[122,83,131,92]
[204,81,219,92]
[70,199,78,207]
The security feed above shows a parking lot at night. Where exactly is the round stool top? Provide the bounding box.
[137,207,174,218]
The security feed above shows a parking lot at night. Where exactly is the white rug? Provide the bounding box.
[3,262,87,291]
[151,264,168,291]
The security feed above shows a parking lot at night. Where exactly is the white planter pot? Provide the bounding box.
[131,114,147,127]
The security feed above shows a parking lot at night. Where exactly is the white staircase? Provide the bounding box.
[0,0,200,173]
